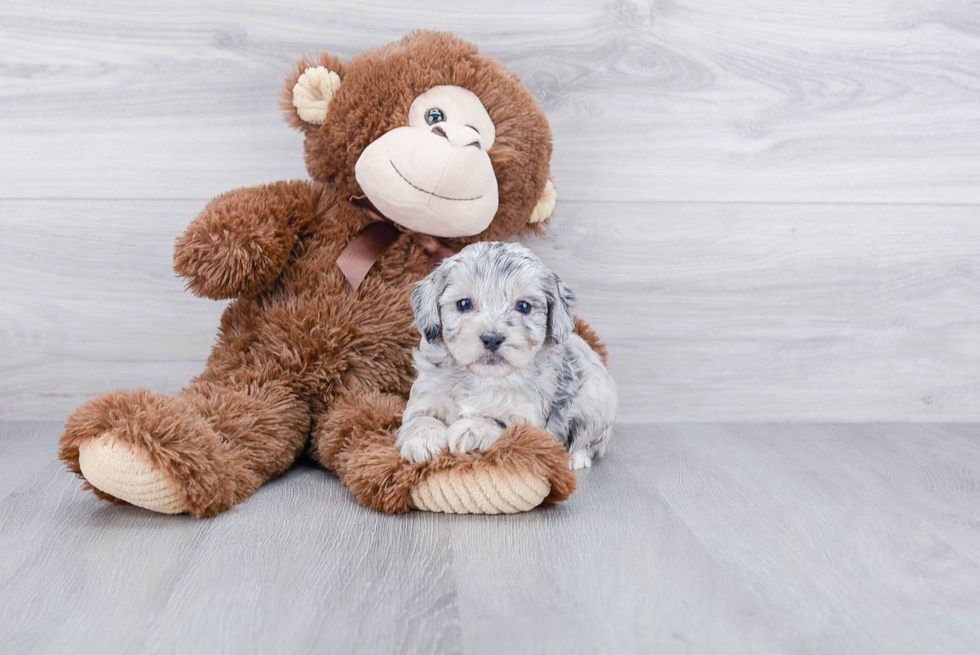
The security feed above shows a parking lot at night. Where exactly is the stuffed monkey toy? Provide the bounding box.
[59,31,601,516]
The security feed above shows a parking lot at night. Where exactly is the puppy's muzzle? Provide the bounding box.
[480,332,505,352]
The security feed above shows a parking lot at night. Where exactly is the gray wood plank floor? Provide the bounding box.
[2,421,978,654]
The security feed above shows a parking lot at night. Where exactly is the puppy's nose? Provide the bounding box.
[480,333,505,352]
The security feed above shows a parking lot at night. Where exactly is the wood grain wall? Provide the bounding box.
[2,0,979,421]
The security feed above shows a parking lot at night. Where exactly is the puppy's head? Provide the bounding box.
[411,242,575,378]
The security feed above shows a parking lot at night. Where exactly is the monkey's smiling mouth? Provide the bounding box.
[389,160,484,202]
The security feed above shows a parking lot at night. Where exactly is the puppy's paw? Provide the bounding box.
[396,418,448,464]
[570,450,593,470]
[446,418,505,454]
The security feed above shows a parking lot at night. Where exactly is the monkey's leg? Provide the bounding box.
[308,388,577,514]
[59,365,310,518]
[308,389,412,513]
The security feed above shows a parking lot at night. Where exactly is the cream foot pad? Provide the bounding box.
[409,467,551,514]
[77,434,188,514]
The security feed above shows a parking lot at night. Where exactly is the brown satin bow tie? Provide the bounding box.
[337,197,458,291]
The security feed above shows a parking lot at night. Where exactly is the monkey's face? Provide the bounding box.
[354,86,499,238]
[284,32,556,243]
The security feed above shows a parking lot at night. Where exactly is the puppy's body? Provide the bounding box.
[396,242,617,469]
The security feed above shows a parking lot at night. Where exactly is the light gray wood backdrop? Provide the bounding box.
[2,0,979,421]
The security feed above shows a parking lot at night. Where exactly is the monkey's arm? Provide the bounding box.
[572,317,609,364]
[173,180,321,299]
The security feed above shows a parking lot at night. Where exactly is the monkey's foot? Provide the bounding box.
[78,433,188,514]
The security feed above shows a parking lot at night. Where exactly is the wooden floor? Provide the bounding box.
[1,421,978,654]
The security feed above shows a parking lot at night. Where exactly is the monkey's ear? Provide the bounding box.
[281,53,345,130]
[546,273,576,345]
[411,267,448,343]
[528,180,557,225]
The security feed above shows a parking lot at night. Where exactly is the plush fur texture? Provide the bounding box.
[59,31,591,516]
[279,32,553,244]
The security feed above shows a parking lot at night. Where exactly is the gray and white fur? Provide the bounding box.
[395,241,617,469]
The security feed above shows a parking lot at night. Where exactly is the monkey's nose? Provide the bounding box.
[431,124,483,149]
[480,333,505,352]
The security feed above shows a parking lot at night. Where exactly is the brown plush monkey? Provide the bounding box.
[59,31,592,516]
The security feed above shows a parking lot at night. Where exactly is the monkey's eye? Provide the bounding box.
[456,298,473,312]
[515,301,532,314]
[426,108,446,124]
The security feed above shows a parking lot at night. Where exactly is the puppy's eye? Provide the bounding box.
[515,301,532,314]
[456,298,473,312]
[426,108,446,124]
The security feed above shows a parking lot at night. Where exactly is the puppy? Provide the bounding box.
[395,241,617,469]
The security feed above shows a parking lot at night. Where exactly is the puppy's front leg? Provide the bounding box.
[397,365,457,463]
[446,416,507,454]
[396,415,449,464]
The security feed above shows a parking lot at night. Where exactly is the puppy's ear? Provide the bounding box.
[411,267,447,343]
[546,274,576,345]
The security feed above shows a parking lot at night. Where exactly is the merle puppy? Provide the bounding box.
[395,242,617,469]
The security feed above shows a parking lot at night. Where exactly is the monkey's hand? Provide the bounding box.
[174,180,321,299]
